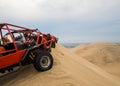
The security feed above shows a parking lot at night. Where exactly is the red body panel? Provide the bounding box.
[0,49,25,69]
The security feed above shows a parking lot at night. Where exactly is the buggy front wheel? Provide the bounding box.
[33,52,53,71]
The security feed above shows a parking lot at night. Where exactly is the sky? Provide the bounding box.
[0,0,120,43]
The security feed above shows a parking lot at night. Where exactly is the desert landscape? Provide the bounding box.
[0,42,120,86]
[0,0,120,86]
[72,42,120,78]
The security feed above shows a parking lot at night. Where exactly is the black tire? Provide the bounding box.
[33,52,53,71]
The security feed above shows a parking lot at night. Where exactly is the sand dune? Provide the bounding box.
[72,42,120,78]
[0,44,120,86]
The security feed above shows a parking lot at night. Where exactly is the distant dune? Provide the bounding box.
[0,44,120,86]
[72,42,120,78]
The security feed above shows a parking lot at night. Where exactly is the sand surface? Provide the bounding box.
[72,42,120,79]
[0,43,120,86]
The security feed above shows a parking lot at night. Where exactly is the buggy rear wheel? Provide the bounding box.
[33,52,53,71]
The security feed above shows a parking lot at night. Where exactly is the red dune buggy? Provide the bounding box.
[0,23,58,74]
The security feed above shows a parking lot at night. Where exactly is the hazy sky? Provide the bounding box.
[0,0,120,43]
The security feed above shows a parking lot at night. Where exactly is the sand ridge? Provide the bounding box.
[0,43,120,86]
[72,42,120,79]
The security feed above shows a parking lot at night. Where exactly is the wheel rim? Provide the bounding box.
[40,56,50,68]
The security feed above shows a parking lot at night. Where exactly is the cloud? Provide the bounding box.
[0,0,120,21]
[0,0,120,43]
